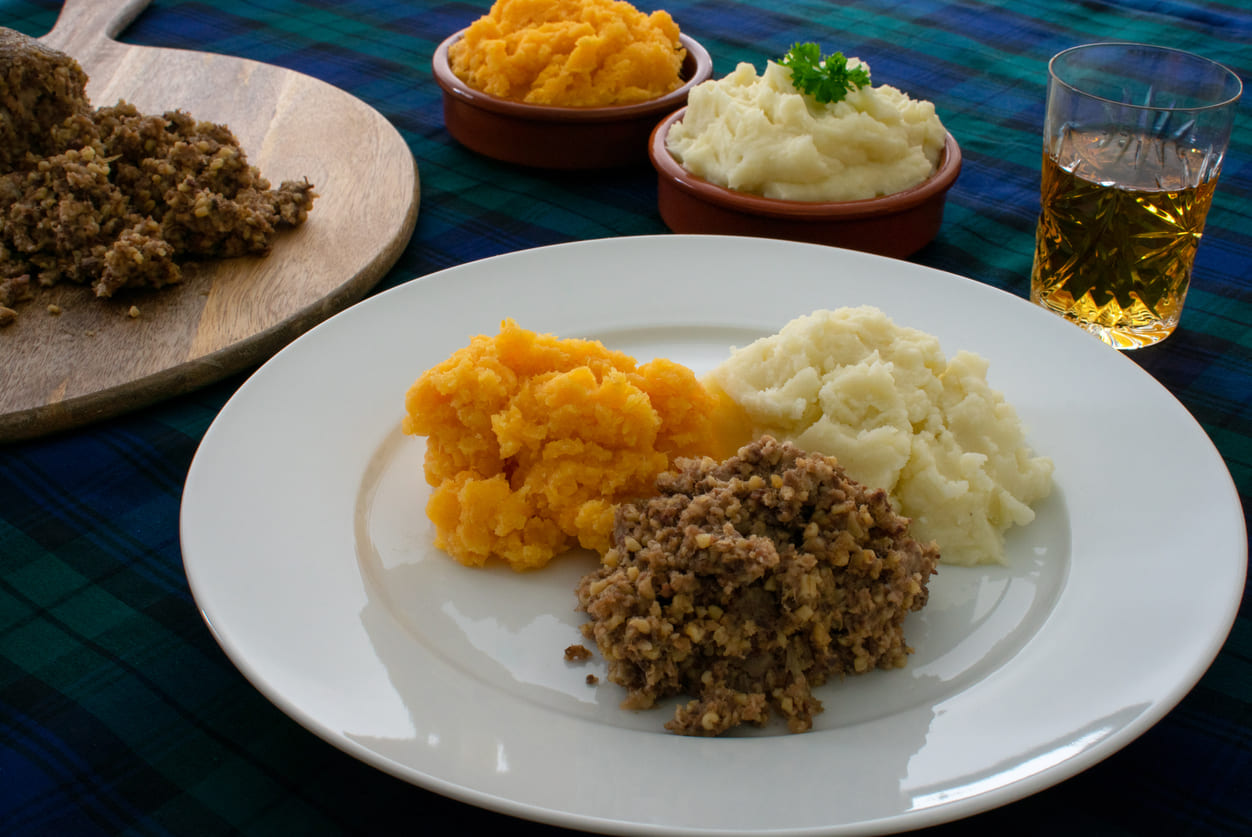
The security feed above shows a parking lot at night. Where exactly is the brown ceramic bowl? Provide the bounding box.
[433,30,713,170]
[649,108,963,258]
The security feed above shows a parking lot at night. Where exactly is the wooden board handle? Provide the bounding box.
[41,0,152,55]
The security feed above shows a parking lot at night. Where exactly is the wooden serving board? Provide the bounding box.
[0,0,420,442]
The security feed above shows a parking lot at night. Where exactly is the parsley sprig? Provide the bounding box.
[778,42,872,105]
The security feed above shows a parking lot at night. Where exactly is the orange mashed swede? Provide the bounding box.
[403,319,750,570]
[448,0,687,106]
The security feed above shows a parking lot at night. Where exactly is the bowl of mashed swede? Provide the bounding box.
[649,45,962,257]
[433,0,712,169]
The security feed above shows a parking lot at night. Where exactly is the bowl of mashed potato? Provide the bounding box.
[434,0,712,169]
[648,53,961,257]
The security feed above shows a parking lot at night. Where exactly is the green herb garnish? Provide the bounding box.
[778,42,872,104]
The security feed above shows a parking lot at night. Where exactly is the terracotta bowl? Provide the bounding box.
[433,30,713,170]
[648,108,963,258]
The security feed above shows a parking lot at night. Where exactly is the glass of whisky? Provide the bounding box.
[1030,43,1241,349]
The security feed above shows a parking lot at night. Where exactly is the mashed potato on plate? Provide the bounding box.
[706,306,1054,566]
[667,60,947,201]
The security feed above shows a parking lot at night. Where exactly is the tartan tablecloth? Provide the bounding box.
[2,0,1248,834]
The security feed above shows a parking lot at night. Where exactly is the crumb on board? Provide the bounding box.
[564,644,593,663]
[127,305,140,318]
[586,674,599,686]
[47,303,61,315]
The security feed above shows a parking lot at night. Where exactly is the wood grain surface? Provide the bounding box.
[0,0,420,442]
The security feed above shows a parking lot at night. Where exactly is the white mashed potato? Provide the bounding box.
[706,307,1053,566]
[666,60,948,201]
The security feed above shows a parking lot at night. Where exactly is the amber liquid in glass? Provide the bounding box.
[1031,129,1217,348]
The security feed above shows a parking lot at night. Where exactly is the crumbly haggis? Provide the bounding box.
[0,27,89,171]
[575,436,939,736]
[564,644,593,662]
[0,27,315,325]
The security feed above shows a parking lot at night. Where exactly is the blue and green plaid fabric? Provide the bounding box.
[2,0,1249,834]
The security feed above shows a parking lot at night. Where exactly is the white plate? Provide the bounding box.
[180,235,1246,836]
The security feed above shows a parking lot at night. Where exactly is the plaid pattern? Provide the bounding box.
[1,0,1248,834]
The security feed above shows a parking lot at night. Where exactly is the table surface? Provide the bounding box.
[2,1,1248,835]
